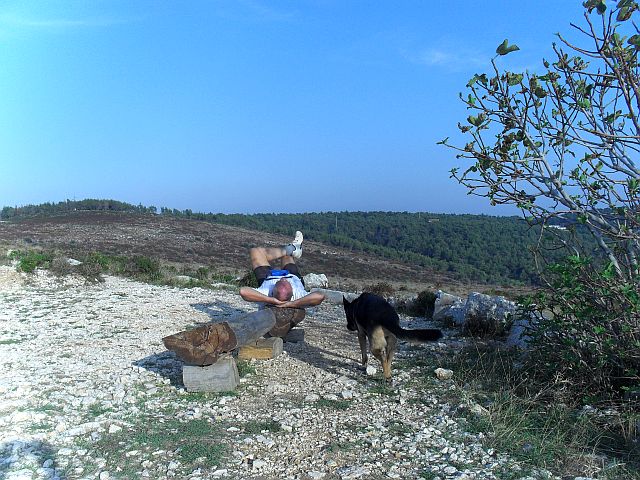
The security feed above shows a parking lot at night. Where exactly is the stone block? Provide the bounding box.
[182,354,239,392]
[238,337,284,360]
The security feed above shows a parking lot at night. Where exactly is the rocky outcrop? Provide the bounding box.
[434,290,519,340]
[463,292,516,336]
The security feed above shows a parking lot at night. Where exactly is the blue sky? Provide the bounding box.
[0,0,587,215]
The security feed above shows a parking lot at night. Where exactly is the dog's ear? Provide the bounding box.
[342,296,349,307]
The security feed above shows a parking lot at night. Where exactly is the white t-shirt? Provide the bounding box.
[254,274,308,304]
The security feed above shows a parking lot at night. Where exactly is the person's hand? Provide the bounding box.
[275,301,293,308]
[270,297,285,306]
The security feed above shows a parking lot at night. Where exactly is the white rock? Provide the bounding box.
[303,273,329,289]
[366,365,377,376]
[434,368,454,380]
[108,424,122,434]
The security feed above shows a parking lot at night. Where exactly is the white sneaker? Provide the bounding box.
[285,231,303,259]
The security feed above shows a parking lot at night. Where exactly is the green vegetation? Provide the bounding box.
[432,3,640,473]
[522,256,640,399]
[194,211,552,284]
[236,359,257,377]
[441,344,640,479]
[243,419,281,433]
[6,247,240,290]
[77,388,229,477]
[314,398,351,410]
[1,198,156,217]
[10,250,53,273]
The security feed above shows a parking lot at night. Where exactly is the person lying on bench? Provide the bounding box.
[239,231,325,309]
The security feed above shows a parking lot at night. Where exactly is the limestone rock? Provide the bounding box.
[463,292,516,336]
[434,368,454,380]
[310,288,358,304]
[303,273,329,289]
[433,290,465,326]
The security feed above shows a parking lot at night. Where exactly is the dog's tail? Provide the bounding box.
[388,325,443,342]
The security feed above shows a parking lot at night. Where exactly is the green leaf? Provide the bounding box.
[593,326,606,334]
[467,114,486,127]
[583,0,607,14]
[628,34,640,49]
[436,137,449,145]
[578,98,591,108]
[507,73,524,86]
[496,39,520,56]
[534,86,547,98]
[617,1,638,20]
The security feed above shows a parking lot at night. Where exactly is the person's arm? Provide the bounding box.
[276,292,325,309]
[239,287,284,306]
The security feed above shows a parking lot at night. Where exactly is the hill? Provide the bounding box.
[0,210,526,297]
[1,199,553,286]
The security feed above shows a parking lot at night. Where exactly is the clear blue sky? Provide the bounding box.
[0,1,587,215]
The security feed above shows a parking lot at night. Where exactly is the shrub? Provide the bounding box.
[237,270,258,288]
[14,250,52,273]
[78,261,105,283]
[523,256,640,400]
[132,256,160,275]
[84,252,110,270]
[196,267,209,280]
[49,257,72,277]
[364,282,394,298]
[398,289,437,318]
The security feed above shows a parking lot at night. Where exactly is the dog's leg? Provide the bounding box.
[384,333,397,382]
[356,326,368,367]
[370,327,390,381]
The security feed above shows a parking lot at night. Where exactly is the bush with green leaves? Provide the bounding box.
[442,1,640,400]
[523,256,639,399]
[398,289,437,318]
[11,250,53,273]
[237,269,258,288]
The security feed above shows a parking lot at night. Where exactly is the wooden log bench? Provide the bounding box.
[162,307,307,391]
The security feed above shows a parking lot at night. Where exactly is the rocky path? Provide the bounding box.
[0,267,556,480]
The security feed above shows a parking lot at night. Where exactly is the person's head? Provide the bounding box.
[273,278,293,301]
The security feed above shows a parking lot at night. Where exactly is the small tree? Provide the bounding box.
[442,0,640,280]
[442,0,640,397]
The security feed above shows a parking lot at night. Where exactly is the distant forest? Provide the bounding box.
[1,198,585,285]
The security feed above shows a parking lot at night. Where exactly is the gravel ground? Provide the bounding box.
[0,266,560,480]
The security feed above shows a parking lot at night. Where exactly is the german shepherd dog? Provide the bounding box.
[343,293,443,381]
